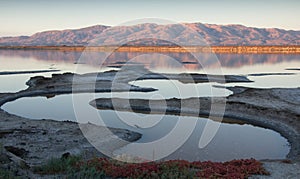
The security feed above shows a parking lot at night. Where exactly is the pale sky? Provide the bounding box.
[0,0,299,37]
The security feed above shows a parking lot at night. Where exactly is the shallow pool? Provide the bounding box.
[2,93,290,162]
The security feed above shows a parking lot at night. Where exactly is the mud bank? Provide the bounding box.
[91,87,300,161]
[0,69,155,176]
[0,111,141,166]
[0,70,60,76]
[0,69,162,164]
[0,68,252,167]
[0,68,298,177]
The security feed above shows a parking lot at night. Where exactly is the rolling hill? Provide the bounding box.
[0,23,299,46]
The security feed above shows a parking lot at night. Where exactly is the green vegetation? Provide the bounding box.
[0,142,270,178]
[0,169,14,179]
[33,155,82,175]
[0,143,19,179]
[33,154,105,178]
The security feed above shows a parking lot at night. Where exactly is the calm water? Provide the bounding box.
[0,50,299,93]
[0,50,299,161]
[2,93,290,162]
[0,50,111,92]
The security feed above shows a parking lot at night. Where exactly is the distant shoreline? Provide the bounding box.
[1,45,300,54]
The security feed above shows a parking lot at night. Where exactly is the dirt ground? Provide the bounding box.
[0,68,299,178]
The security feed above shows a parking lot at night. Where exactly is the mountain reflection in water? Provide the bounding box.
[0,49,299,72]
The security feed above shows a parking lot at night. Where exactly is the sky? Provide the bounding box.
[0,0,300,37]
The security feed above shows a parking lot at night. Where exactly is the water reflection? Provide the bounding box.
[0,74,32,93]
[1,49,299,73]
[0,49,299,92]
[226,74,300,88]
[0,50,296,161]
[2,93,290,161]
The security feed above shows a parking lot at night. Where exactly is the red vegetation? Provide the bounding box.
[75,158,269,178]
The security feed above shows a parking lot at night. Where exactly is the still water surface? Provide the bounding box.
[0,50,300,93]
[0,50,298,161]
[2,93,290,161]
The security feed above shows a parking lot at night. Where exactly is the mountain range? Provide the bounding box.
[0,23,300,46]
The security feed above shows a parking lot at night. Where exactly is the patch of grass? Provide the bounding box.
[33,155,82,175]
[68,165,106,178]
[34,154,106,178]
[0,168,15,179]
[0,143,20,179]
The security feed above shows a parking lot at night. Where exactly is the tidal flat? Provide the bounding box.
[0,66,299,177]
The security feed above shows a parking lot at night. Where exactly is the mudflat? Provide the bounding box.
[0,67,299,177]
